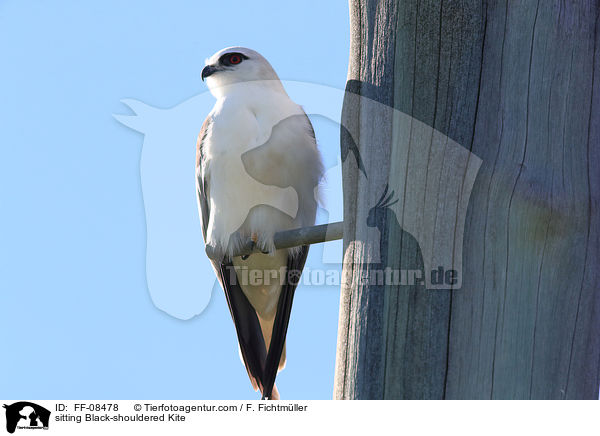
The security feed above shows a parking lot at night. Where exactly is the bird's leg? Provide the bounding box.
[254,233,273,255]
[241,233,259,260]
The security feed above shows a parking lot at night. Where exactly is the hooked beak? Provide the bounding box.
[201,65,219,81]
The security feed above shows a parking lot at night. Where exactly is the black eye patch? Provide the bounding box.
[219,52,249,66]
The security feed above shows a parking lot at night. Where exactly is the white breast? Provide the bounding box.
[202,85,306,258]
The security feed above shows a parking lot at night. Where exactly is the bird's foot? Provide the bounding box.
[241,238,256,260]
[241,233,275,258]
[251,233,271,254]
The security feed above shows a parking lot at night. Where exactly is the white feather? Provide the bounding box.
[198,48,324,395]
[201,49,323,259]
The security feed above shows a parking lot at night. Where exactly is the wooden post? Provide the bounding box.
[335,0,600,399]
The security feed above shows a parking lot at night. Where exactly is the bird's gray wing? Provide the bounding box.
[196,117,211,241]
[196,116,268,394]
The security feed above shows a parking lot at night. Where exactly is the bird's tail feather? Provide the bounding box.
[260,245,309,400]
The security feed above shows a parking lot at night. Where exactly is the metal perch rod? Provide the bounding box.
[205,221,344,261]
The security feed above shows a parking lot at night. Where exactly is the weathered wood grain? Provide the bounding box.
[335,0,600,399]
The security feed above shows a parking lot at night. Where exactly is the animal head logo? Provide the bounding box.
[114,81,482,320]
[3,402,50,434]
[113,82,356,320]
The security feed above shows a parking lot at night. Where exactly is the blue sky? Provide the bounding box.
[0,0,348,399]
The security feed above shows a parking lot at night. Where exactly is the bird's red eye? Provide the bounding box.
[229,54,242,64]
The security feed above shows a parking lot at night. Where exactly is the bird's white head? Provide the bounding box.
[201,47,283,98]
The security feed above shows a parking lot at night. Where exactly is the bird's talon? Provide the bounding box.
[241,238,256,260]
